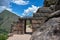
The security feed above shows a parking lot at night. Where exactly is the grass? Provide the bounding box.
[0,34,8,40]
[0,29,8,40]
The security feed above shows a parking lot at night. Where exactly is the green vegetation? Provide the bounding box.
[26,20,31,25]
[0,29,8,40]
[0,34,8,40]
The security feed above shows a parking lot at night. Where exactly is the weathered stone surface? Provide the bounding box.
[32,20,44,23]
[32,19,46,24]
[55,0,60,11]
[36,7,53,13]
[31,17,60,40]
[32,23,40,32]
[32,6,54,31]
[49,5,55,10]
[32,7,53,32]
[33,13,51,17]
[31,10,60,40]
[49,10,60,18]
[31,0,60,38]
[44,0,57,7]
[45,10,60,22]
[11,18,25,34]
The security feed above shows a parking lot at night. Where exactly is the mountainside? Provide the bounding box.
[0,10,20,33]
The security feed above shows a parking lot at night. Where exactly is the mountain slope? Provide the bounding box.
[0,10,20,33]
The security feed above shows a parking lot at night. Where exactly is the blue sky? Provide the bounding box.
[0,0,44,17]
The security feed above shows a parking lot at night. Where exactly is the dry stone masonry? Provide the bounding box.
[32,7,53,32]
[31,0,60,40]
[10,18,25,34]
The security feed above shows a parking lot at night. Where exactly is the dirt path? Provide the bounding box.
[7,27,32,40]
[7,34,31,40]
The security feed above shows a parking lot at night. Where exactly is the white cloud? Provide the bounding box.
[12,0,29,5]
[6,8,12,12]
[22,5,39,16]
[0,6,13,13]
[6,8,18,15]
[6,8,21,17]
[0,0,14,13]
[0,6,12,12]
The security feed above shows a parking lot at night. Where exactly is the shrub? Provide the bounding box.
[0,34,8,40]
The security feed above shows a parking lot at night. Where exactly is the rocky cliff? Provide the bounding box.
[31,0,60,40]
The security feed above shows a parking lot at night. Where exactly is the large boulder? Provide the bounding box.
[36,7,53,13]
[31,10,60,40]
[32,7,53,32]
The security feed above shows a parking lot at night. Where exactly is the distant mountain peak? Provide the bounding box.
[0,9,20,33]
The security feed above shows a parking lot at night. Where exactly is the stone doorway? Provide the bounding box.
[24,19,32,34]
[10,18,32,34]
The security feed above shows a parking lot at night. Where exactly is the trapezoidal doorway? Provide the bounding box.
[10,18,32,34]
[24,19,32,34]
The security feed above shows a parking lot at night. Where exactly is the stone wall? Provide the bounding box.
[10,18,25,34]
[32,7,53,32]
